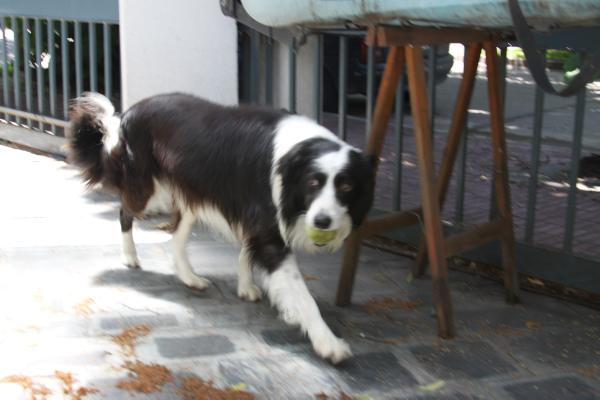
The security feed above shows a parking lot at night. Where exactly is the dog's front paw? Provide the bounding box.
[237,283,262,302]
[312,333,352,364]
[181,275,211,290]
[121,254,141,270]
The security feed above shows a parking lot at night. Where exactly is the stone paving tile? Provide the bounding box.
[155,334,236,358]
[100,314,179,331]
[218,356,344,399]
[338,351,418,391]
[405,394,483,400]
[505,329,600,368]
[410,341,517,379]
[261,328,310,347]
[188,303,280,328]
[504,376,599,400]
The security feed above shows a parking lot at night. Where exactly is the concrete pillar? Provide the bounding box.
[271,36,319,120]
[119,0,238,109]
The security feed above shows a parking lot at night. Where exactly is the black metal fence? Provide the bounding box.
[0,1,120,136]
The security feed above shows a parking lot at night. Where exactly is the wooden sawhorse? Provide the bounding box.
[335,26,521,338]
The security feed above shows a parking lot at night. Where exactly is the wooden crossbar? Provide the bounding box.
[444,220,506,257]
[366,26,493,47]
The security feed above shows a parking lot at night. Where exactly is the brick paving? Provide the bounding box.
[321,67,600,262]
[1,133,600,399]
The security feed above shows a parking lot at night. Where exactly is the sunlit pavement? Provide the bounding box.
[0,144,599,399]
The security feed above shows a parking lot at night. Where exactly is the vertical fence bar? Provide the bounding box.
[48,19,57,132]
[338,35,348,140]
[427,45,437,141]
[74,21,83,96]
[11,17,21,124]
[524,86,544,242]
[454,128,468,222]
[393,74,406,210]
[288,39,296,113]
[35,18,45,130]
[365,44,375,143]
[454,45,470,223]
[89,22,97,92]
[1,18,11,120]
[102,23,112,100]
[489,46,508,220]
[500,47,508,110]
[61,20,69,119]
[313,34,323,122]
[563,88,587,253]
[248,29,259,103]
[23,18,32,127]
[265,29,273,106]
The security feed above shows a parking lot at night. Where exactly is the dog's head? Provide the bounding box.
[277,137,375,253]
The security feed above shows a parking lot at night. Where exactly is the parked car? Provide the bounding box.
[322,35,454,112]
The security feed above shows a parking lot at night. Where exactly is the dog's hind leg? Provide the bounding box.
[171,210,210,290]
[265,253,352,364]
[120,208,141,269]
[237,246,262,302]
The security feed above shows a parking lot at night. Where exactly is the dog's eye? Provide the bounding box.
[308,178,320,189]
[339,183,353,192]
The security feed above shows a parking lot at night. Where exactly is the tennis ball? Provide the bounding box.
[305,226,337,245]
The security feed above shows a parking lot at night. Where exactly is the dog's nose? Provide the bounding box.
[314,213,332,229]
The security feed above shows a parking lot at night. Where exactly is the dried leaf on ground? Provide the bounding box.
[0,375,51,400]
[576,364,600,379]
[116,361,173,394]
[419,380,445,392]
[178,376,254,400]
[229,383,248,391]
[111,324,152,357]
[495,324,525,337]
[527,277,545,287]
[54,371,98,400]
[525,320,541,330]
[303,274,319,281]
[363,297,423,315]
[74,298,96,315]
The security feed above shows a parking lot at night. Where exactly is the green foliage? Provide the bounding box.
[545,49,571,62]
[563,52,600,83]
[0,62,14,75]
[507,47,524,60]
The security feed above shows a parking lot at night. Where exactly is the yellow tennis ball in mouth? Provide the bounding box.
[305,226,338,245]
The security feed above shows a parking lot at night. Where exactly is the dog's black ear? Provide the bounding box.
[277,142,307,182]
[277,142,312,225]
[345,151,376,228]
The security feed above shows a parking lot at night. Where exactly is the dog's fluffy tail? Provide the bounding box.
[67,92,121,186]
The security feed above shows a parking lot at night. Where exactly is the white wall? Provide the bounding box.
[119,0,238,109]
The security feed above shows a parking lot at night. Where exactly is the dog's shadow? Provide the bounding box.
[93,267,240,304]
[92,268,319,351]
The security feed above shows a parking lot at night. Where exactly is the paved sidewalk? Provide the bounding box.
[1,143,600,399]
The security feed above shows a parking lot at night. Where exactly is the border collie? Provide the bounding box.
[68,92,375,363]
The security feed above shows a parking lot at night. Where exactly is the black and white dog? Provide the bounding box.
[68,92,375,363]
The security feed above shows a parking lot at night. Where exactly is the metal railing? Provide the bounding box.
[0,0,119,136]
[238,25,600,294]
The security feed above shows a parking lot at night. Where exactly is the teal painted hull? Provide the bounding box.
[242,0,600,29]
